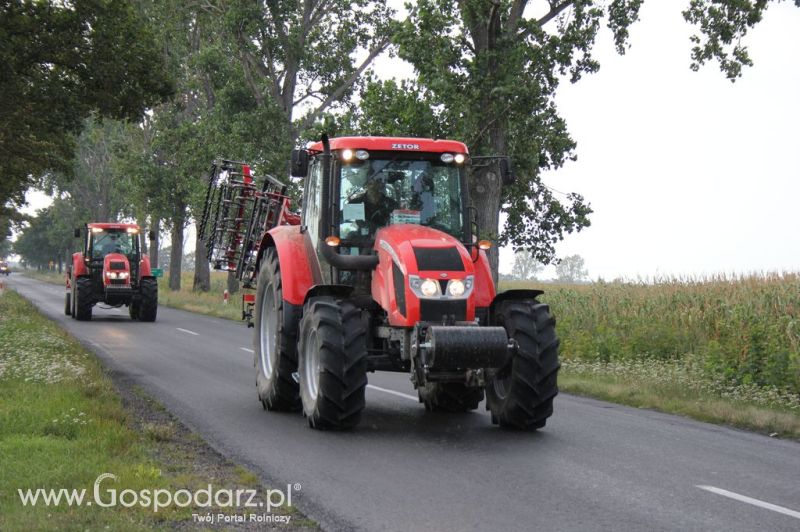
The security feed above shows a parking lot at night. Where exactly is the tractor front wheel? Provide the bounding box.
[254,248,300,411]
[486,300,560,430]
[74,277,93,321]
[418,382,483,412]
[129,300,140,320]
[65,292,71,316]
[138,279,158,322]
[298,297,368,430]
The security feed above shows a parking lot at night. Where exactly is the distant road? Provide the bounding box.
[9,275,800,531]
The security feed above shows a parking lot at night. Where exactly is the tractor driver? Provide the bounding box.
[340,165,398,240]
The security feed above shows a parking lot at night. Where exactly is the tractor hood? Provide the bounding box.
[102,253,131,287]
[374,224,474,276]
[372,224,477,327]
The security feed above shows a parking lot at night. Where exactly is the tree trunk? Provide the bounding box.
[226,271,239,295]
[138,217,148,256]
[193,228,210,292]
[469,126,505,286]
[168,211,185,291]
[150,217,160,268]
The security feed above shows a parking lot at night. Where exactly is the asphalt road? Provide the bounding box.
[7,275,800,531]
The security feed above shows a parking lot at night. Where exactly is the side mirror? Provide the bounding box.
[500,158,515,186]
[290,149,309,178]
[148,230,156,241]
[74,228,81,238]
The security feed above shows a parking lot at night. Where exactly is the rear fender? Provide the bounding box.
[259,225,322,306]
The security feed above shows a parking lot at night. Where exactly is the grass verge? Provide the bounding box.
[560,359,800,439]
[0,287,315,531]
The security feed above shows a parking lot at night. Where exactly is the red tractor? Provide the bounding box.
[201,137,560,430]
[66,223,158,321]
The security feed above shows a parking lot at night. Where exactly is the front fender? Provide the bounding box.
[260,225,322,306]
[71,253,89,277]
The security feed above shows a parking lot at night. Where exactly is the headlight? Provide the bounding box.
[454,153,466,164]
[447,279,465,297]
[409,275,441,297]
[420,278,439,297]
[440,153,455,163]
[341,149,354,161]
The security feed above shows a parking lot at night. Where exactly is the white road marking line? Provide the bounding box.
[696,485,800,520]
[240,347,254,353]
[366,384,418,402]
[175,327,199,336]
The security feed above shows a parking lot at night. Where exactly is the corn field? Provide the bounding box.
[505,273,800,395]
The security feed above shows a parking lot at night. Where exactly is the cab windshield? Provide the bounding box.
[90,230,137,259]
[338,158,464,241]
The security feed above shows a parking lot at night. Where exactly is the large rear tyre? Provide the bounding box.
[486,300,560,429]
[254,248,301,411]
[138,279,158,322]
[418,382,483,412]
[65,292,71,316]
[74,277,93,321]
[298,297,368,430]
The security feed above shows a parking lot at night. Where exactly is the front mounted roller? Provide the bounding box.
[486,300,560,429]
[298,296,368,430]
[254,248,301,411]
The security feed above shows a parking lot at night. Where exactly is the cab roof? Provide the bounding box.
[87,223,140,230]
[308,136,468,154]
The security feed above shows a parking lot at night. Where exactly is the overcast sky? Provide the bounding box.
[22,2,800,280]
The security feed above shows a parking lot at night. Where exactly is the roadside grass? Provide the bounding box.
[0,288,309,531]
[560,360,800,439]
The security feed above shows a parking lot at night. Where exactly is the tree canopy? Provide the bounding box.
[0,0,174,209]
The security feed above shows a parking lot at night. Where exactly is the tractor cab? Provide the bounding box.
[297,137,476,292]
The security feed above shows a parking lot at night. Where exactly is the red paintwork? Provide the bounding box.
[262,225,322,306]
[471,249,495,308]
[139,255,152,278]
[102,253,130,287]
[308,136,469,155]
[372,225,477,327]
[71,252,89,278]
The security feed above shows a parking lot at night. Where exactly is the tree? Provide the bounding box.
[511,250,543,281]
[555,254,588,283]
[0,0,174,208]
[359,0,798,283]
[217,0,395,143]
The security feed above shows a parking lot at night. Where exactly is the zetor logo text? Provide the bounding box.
[391,143,420,150]
[17,473,297,514]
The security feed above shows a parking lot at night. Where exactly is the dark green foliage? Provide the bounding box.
[0,0,174,206]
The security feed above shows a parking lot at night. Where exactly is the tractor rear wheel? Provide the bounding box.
[298,297,368,430]
[486,300,560,430]
[418,382,483,412]
[65,292,71,316]
[254,248,301,411]
[74,277,93,321]
[138,278,158,322]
